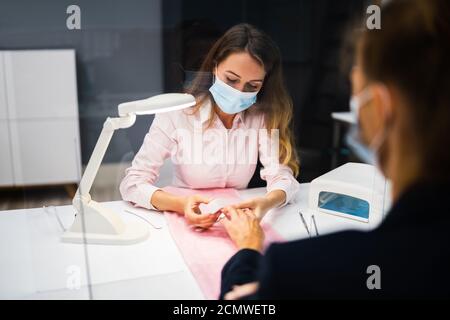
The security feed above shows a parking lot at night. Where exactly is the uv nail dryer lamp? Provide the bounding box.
[309,162,388,223]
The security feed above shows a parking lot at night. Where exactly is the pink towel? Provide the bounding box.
[162,186,284,300]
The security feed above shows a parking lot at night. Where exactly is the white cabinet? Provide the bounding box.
[0,49,81,187]
[0,120,14,186]
[3,51,79,120]
[0,55,14,187]
[0,54,7,120]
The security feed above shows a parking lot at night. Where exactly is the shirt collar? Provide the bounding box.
[199,97,248,129]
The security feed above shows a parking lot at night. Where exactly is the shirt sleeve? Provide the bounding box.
[119,112,176,210]
[220,248,262,299]
[258,116,300,208]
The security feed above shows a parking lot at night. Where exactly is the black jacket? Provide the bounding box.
[220,182,450,299]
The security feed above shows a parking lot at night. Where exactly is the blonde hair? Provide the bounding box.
[185,23,300,177]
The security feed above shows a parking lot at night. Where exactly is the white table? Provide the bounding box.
[0,184,375,300]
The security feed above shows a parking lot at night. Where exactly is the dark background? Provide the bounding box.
[163,0,369,182]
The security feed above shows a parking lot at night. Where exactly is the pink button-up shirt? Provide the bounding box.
[120,98,300,210]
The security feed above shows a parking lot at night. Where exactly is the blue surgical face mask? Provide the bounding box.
[209,74,258,114]
[346,126,377,165]
[346,87,385,166]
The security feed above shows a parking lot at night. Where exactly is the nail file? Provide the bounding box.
[199,198,237,215]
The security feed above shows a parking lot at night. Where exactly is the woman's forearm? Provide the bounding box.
[150,190,186,214]
[263,190,286,212]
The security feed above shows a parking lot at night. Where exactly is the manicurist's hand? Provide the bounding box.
[232,197,272,220]
[220,206,265,252]
[183,194,221,229]
[232,190,287,220]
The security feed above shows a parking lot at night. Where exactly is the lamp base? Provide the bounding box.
[61,199,150,245]
[61,221,149,245]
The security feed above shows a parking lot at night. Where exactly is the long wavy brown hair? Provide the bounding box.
[185,23,299,177]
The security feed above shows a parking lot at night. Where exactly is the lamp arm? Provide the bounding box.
[73,114,136,208]
[62,94,195,245]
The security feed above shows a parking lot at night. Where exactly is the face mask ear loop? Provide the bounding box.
[212,64,218,84]
[378,84,393,124]
[369,125,388,154]
[369,84,393,155]
[352,87,373,119]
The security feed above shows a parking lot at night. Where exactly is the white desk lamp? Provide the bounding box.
[61,93,196,245]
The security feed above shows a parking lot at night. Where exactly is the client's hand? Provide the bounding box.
[183,194,221,229]
[220,206,264,252]
[224,282,259,300]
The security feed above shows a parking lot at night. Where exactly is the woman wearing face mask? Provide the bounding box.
[120,24,300,228]
[219,0,450,299]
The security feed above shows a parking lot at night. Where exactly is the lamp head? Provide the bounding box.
[118,93,196,117]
